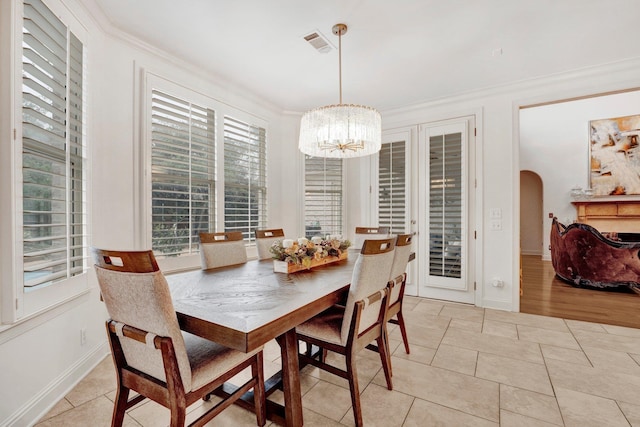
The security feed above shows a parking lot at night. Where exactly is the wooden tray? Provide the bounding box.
[273,251,348,273]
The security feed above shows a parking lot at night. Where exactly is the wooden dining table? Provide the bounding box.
[165,253,358,426]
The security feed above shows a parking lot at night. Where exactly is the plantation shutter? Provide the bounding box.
[304,156,343,238]
[151,90,215,256]
[378,141,407,234]
[429,132,463,278]
[22,0,86,288]
[224,116,267,243]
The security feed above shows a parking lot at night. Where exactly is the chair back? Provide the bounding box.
[199,231,247,269]
[353,226,390,249]
[389,234,413,304]
[255,228,285,260]
[340,238,395,344]
[91,248,192,391]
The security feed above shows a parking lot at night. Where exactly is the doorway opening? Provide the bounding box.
[518,89,640,328]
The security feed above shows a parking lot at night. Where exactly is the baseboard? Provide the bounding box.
[480,298,514,311]
[1,341,110,427]
[521,249,542,256]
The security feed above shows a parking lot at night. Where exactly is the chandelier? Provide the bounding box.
[298,23,381,158]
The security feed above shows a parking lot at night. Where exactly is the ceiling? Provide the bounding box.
[90,0,640,112]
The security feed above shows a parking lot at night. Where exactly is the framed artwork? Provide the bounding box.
[589,114,640,196]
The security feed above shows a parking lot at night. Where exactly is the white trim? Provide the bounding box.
[481,298,514,312]
[380,57,640,118]
[0,0,17,324]
[0,289,91,344]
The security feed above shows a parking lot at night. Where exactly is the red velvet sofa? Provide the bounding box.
[549,217,640,294]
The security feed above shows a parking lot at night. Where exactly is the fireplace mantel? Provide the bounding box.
[572,199,640,233]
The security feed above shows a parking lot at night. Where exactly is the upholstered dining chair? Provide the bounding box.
[296,238,396,427]
[254,228,285,260]
[387,233,413,355]
[199,231,247,269]
[92,248,266,427]
[352,226,390,250]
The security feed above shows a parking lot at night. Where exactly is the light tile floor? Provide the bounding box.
[36,296,640,426]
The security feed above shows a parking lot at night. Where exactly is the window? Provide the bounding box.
[146,78,269,266]
[429,131,463,279]
[151,90,215,256]
[21,0,86,290]
[223,116,267,242]
[304,156,343,238]
[378,141,407,234]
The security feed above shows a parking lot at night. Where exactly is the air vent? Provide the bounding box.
[303,30,334,53]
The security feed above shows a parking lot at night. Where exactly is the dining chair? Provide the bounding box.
[254,228,285,260]
[296,238,396,427]
[387,233,413,354]
[92,248,266,427]
[199,231,247,269]
[352,226,390,249]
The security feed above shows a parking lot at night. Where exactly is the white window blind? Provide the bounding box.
[151,90,215,256]
[22,0,86,288]
[224,116,267,242]
[429,132,462,278]
[378,141,406,234]
[304,156,343,238]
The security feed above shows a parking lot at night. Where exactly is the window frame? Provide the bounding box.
[142,73,268,272]
[2,0,89,323]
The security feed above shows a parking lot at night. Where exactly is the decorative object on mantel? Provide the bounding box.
[569,185,593,201]
[589,114,640,196]
[270,236,351,273]
[298,23,381,159]
[550,217,640,295]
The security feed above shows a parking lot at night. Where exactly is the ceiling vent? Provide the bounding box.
[303,30,334,53]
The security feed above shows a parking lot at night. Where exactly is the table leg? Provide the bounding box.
[275,328,303,427]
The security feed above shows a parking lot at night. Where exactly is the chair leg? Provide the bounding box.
[382,325,393,378]
[396,311,410,354]
[169,405,187,427]
[252,352,267,426]
[376,335,393,391]
[345,352,364,427]
[111,385,129,427]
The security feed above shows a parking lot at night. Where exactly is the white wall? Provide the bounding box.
[520,90,640,260]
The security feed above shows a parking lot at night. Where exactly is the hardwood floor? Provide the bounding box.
[520,254,640,329]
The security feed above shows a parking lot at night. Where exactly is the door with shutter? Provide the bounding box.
[418,120,475,303]
[377,129,417,295]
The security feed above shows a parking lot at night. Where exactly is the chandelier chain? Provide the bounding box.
[338,27,342,104]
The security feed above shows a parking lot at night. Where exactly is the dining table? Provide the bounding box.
[165,252,358,426]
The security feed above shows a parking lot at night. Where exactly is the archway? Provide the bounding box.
[520,170,543,256]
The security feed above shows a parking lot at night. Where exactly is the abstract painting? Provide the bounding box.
[589,114,640,196]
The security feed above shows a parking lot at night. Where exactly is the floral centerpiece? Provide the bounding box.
[270,236,351,273]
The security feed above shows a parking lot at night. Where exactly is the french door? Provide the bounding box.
[378,117,476,303]
[419,120,475,303]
